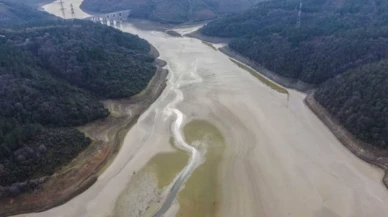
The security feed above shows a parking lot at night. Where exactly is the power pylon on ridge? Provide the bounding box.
[59,0,66,18]
[70,4,75,18]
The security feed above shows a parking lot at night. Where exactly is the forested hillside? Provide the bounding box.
[0,0,55,26]
[315,61,388,148]
[11,0,53,6]
[80,0,259,24]
[0,18,156,194]
[201,0,388,84]
[201,0,388,148]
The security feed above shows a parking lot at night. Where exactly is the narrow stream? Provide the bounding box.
[22,2,388,217]
[152,60,203,216]
[151,108,198,217]
[41,2,208,215]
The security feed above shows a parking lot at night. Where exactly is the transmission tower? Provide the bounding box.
[296,0,302,28]
[70,4,75,18]
[59,0,66,18]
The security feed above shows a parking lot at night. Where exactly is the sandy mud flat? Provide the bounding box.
[1,32,167,217]
[12,1,388,217]
[306,93,388,188]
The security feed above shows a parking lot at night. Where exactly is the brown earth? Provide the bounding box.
[0,51,168,217]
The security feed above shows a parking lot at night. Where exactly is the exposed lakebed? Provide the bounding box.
[20,1,388,217]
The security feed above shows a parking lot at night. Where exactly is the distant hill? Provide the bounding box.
[0,0,55,26]
[80,0,259,24]
[201,0,388,84]
[0,3,157,197]
[7,0,53,7]
[200,0,388,148]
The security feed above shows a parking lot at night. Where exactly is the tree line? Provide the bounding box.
[80,0,258,24]
[0,0,56,26]
[315,61,388,148]
[201,0,388,148]
[0,17,156,197]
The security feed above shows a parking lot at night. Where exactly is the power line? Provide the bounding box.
[70,4,75,18]
[59,0,66,18]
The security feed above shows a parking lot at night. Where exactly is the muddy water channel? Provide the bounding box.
[20,2,388,217]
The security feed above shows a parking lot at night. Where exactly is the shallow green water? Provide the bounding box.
[145,138,189,189]
[176,119,225,217]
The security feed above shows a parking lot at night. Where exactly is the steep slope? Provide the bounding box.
[0,16,156,197]
[0,0,55,26]
[80,0,259,24]
[11,0,54,7]
[201,0,388,84]
[200,0,388,148]
[315,61,388,148]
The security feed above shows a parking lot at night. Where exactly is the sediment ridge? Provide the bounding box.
[185,30,232,44]
[219,46,314,92]
[185,30,314,92]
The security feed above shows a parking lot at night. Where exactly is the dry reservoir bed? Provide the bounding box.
[17,2,388,217]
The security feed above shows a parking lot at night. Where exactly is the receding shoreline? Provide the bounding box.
[165,30,183,37]
[186,31,314,92]
[4,15,388,216]
[0,47,168,217]
[222,38,388,189]
[127,18,206,32]
[305,93,388,188]
[185,30,231,44]
[188,31,388,191]
[219,46,315,92]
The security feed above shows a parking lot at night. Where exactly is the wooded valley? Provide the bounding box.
[201,0,388,148]
[0,0,55,26]
[80,0,259,24]
[0,1,156,196]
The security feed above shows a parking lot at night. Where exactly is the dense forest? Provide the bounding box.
[201,0,388,84]
[0,0,55,26]
[315,61,388,148]
[80,0,259,24]
[11,0,53,6]
[0,13,156,195]
[200,0,388,148]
